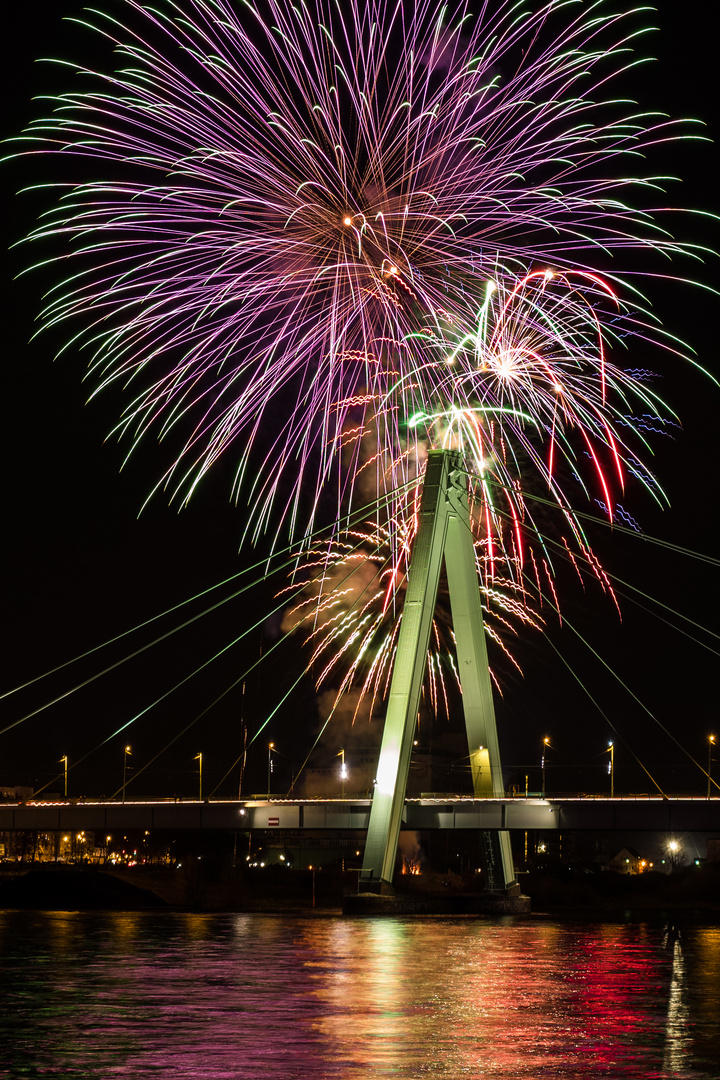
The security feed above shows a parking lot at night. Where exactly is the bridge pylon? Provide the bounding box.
[360,449,518,893]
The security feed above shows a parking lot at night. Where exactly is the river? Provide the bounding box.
[1,910,718,1078]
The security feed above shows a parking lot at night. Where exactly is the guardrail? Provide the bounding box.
[1,796,720,833]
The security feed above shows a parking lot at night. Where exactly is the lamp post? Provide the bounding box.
[122,745,131,803]
[608,741,614,798]
[339,749,348,797]
[267,742,274,797]
[195,752,203,801]
[708,735,716,798]
[541,737,550,798]
[60,755,68,799]
[668,838,682,871]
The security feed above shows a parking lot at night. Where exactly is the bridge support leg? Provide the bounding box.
[444,501,516,892]
[360,450,517,893]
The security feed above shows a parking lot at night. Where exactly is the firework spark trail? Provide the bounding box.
[401,265,680,596]
[282,506,544,725]
[10,0,707,561]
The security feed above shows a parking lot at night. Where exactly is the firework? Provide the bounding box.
[280,506,544,726]
[407,266,677,590]
[11,0,699,554]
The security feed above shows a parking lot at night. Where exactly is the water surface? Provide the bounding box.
[1,911,718,1078]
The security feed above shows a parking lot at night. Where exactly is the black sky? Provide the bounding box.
[2,1,718,801]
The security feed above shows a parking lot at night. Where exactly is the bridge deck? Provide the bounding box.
[2,796,720,833]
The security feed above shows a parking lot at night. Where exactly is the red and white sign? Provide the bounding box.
[268,816,280,826]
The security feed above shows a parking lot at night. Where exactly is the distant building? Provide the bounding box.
[705,837,720,862]
[0,786,34,802]
[608,846,642,874]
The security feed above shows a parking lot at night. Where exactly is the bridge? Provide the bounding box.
[2,796,719,835]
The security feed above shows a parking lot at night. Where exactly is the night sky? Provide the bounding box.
[2,1,718,802]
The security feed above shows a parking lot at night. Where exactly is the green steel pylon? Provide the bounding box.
[360,449,517,891]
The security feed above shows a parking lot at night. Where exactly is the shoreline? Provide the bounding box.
[2,863,720,920]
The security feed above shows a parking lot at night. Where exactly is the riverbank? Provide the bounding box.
[2,862,720,917]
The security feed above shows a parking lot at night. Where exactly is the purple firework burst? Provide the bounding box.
[10,0,707,554]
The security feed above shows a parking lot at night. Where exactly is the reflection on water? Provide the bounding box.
[1,911,719,1078]
[664,924,691,1074]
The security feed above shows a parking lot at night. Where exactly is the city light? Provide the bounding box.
[708,736,716,798]
[122,746,132,804]
[194,753,203,801]
[666,839,684,872]
[541,738,550,798]
[338,749,348,797]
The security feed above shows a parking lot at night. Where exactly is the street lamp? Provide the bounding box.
[122,745,132,803]
[541,737,550,798]
[60,755,68,799]
[667,838,682,871]
[608,742,614,798]
[708,735,716,798]
[267,742,274,797]
[194,752,203,801]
